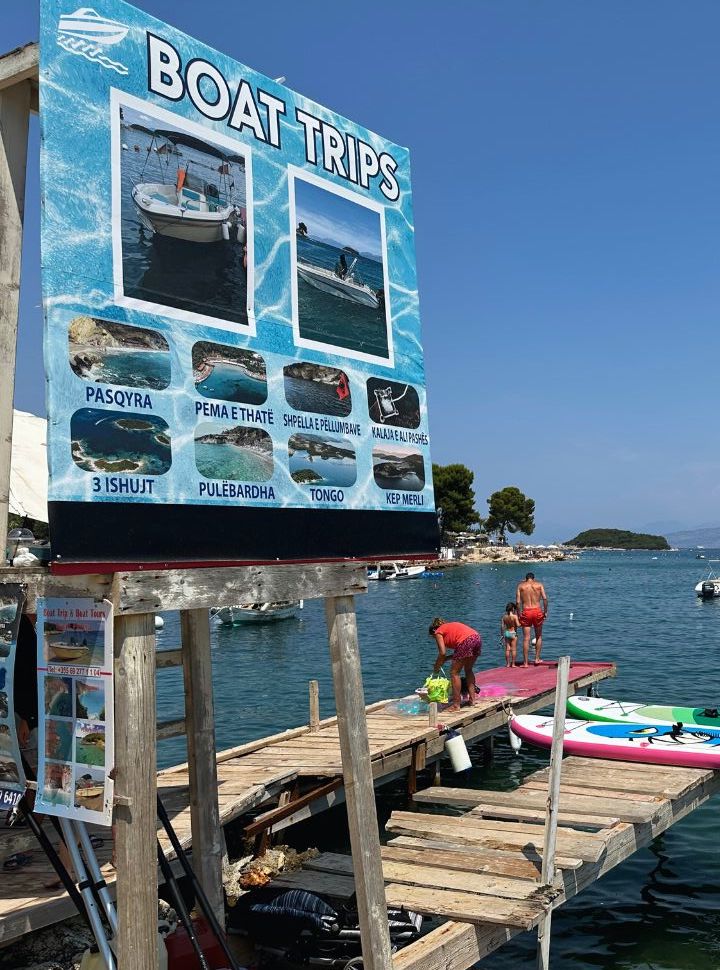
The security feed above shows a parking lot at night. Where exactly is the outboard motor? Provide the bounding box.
[701,581,716,599]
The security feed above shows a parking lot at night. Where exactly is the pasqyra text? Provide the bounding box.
[146,34,400,202]
[86,386,153,409]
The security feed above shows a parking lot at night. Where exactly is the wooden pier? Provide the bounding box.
[0,661,613,944]
[268,755,720,967]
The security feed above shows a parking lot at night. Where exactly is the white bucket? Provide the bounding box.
[444,729,471,772]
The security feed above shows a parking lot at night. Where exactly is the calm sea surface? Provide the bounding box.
[156,550,720,970]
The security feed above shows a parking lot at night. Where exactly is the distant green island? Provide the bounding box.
[566,529,670,550]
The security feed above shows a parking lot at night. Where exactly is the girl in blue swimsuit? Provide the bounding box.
[500,603,520,667]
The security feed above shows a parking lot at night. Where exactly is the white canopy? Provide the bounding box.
[9,409,48,523]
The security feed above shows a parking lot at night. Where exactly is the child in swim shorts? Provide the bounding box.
[428,617,482,711]
[500,603,520,668]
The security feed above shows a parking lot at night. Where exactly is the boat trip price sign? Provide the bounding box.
[40,0,439,565]
[35,599,114,826]
[0,586,28,808]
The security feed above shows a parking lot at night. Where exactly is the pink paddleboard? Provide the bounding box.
[511,714,720,770]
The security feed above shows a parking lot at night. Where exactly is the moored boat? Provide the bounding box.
[367,561,426,581]
[694,570,720,598]
[212,601,302,625]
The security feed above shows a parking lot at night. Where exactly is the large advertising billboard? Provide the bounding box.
[41,0,438,565]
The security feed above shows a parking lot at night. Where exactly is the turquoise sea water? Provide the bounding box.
[196,363,267,405]
[194,442,274,482]
[289,452,357,487]
[155,550,720,970]
[89,348,171,391]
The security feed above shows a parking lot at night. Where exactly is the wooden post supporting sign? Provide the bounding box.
[114,611,158,970]
[0,77,31,552]
[181,607,224,922]
[325,595,392,970]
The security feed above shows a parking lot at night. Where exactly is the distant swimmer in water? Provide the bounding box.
[516,572,548,667]
[428,618,482,711]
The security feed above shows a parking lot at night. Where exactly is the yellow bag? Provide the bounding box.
[424,670,450,703]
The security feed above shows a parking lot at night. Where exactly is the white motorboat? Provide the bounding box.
[367,561,426,581]
[132,130,246,244]
[212,601,302,624]
[695,571,720,599]
[58,8,129,45]
[297,247,380,308]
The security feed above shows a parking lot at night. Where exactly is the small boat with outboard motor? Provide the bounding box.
[297,247,380,308]
[694,569,720,599]
[212,601,302,625]
[132,130,246,244]
[367,561,426,581]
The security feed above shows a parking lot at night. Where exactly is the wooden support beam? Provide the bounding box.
[0,77,31,552]
[536,654,570,970]
[181,608,224,923]
[309,680,320,732]
[114,611,158,970]
[156,648,183,669]
[156,718,186,740]
[0,44,38,91]
[325,595,392,970]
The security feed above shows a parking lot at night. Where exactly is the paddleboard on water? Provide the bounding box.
[511,714,720,769]
[567,694,720,729]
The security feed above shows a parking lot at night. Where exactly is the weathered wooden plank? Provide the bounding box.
[521,780,663,802]
[386,813,600,863]
[113,562,368,614]
[156,648,183,668]
[415,786,651,823]
[156,718,185,740]
[381,843,541,881]
[325,595,392,970]
[114,612,158,970]
[469,803,617,829]
[383,884,546,930]
[380,860,545,901]
[270,870,357,900]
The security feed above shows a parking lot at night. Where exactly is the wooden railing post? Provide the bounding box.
[114,611,158,970]
[537,654,570,970]
[181,607,224,922]
[0,79,31,553]
[309,679,320,732]
[325,595,392,970]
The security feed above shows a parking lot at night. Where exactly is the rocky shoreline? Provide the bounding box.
[425,545,577,570]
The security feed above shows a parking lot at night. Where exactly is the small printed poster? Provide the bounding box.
[0,585,27,808]
[36,598,114,825]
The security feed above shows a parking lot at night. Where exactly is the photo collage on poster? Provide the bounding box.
[41,0,438,561]
[0,586,27,807]
[35,598,114,825]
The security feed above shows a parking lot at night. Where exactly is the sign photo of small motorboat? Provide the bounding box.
[297,247,380,308]
[212,601,302,624]
[132,130,246,244]
[58,7,129,45]
[48,642,90,661]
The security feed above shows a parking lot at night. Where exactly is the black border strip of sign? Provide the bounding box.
[48,503,440,567]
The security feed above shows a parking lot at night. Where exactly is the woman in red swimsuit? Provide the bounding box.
[428,618,482,710]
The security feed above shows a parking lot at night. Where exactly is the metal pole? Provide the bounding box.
[536,654,570,970]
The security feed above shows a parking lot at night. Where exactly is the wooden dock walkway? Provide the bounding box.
[270,756,720,968]
[0,661,613,944]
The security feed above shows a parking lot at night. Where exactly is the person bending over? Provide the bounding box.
[428,617,482,711]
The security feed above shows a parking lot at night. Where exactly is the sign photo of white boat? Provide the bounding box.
[117,102,251,329]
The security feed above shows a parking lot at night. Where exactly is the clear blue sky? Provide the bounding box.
[7,1,720,540]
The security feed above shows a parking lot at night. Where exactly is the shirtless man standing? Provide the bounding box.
[515,572,548,667]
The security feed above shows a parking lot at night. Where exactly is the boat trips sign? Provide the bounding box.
[41,0,438,564]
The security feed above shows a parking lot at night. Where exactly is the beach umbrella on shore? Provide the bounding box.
[9,409,48,523]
